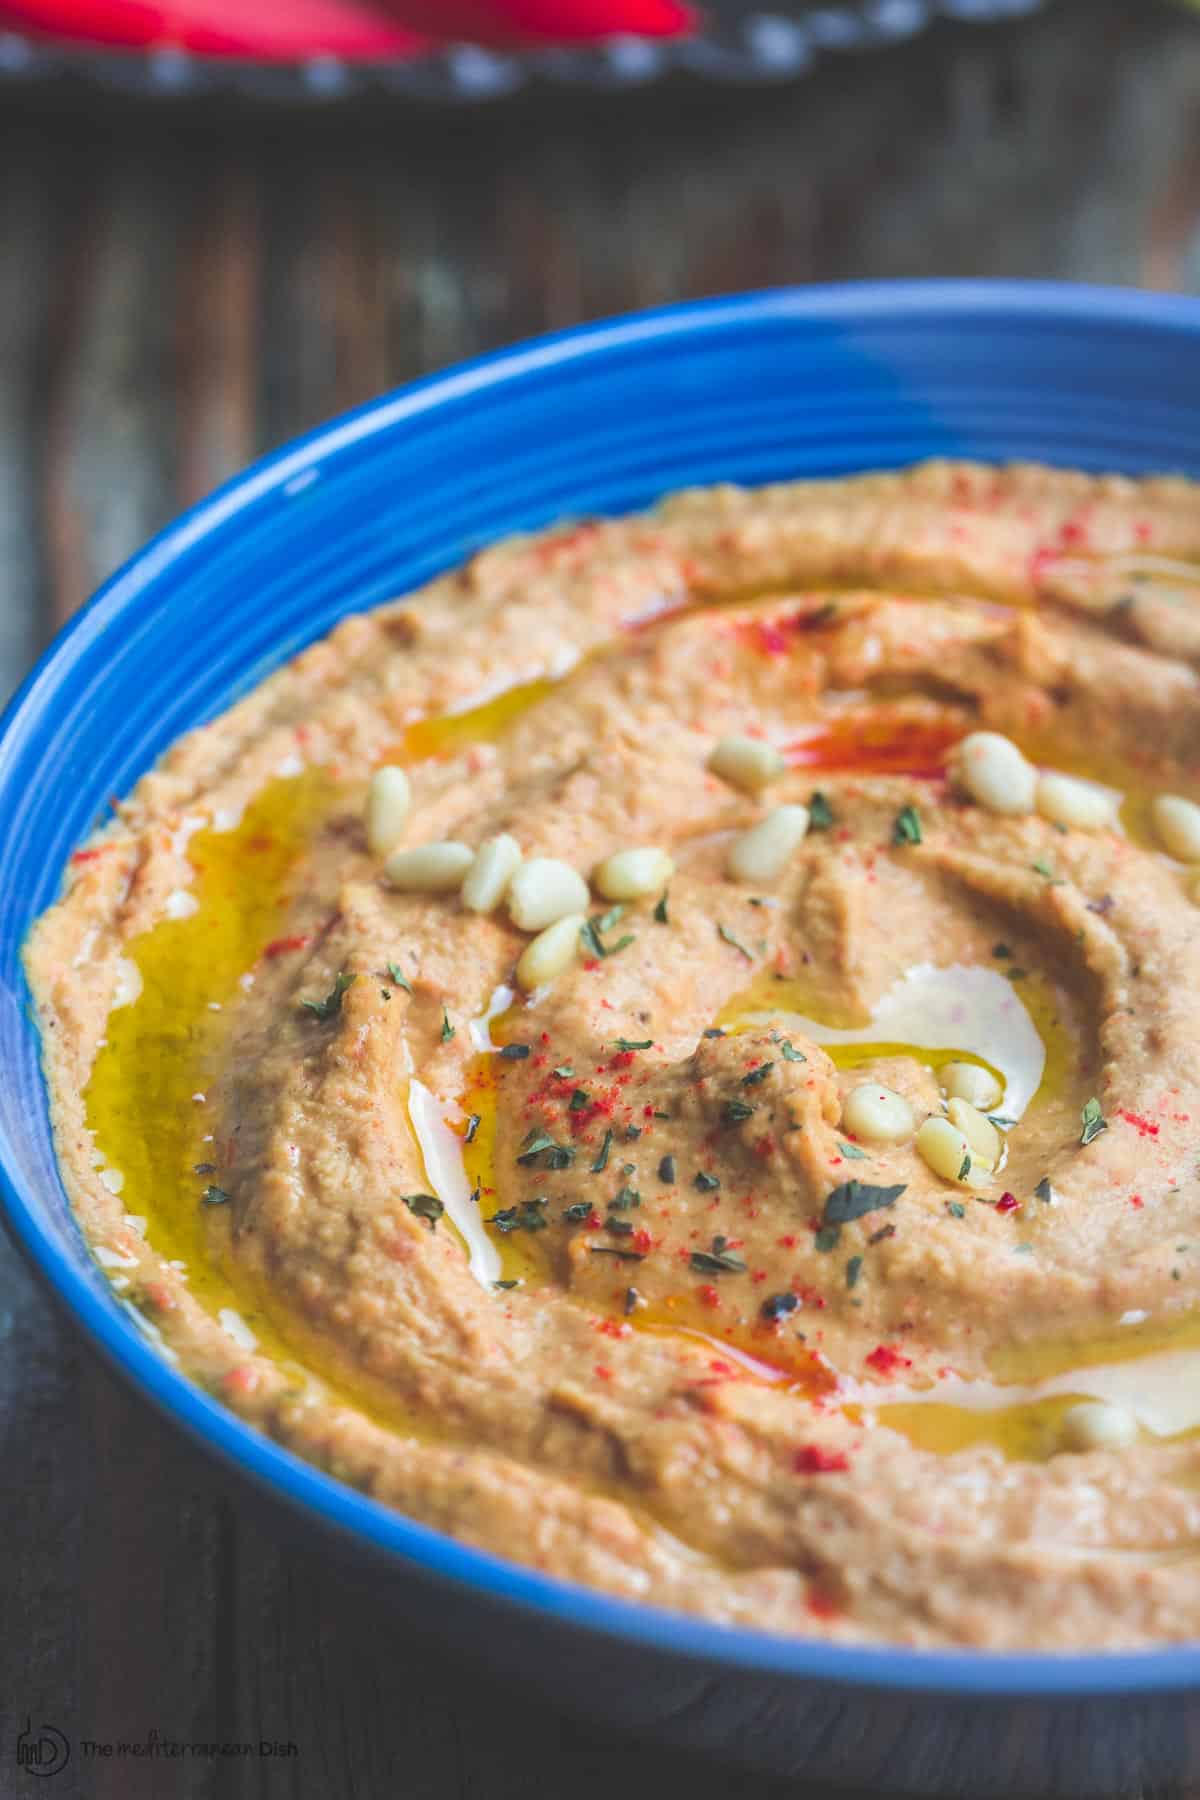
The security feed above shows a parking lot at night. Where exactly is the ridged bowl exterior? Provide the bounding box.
[2,283,1200,1795]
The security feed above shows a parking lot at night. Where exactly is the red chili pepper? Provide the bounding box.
[0,0,425,58]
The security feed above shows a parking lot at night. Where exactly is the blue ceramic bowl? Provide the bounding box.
[3,282,1200,1796]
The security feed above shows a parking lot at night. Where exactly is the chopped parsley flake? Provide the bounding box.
[892,804,922,846]
[654,891,670,924]
[780,1040,806,1063]
[722,1097,756,1125]
[694,1171,720,1192]
[488,1198,549,1235]
[516,1130,575,1170]
[301,970,355,1021]
[568,1088,590,1112]
[499,1043,530,1060]
[716,923,755,961]
[838,1141,868,1161]
[402,1192,444,1231]
[946,1200,966,1219]
[816,1178,906,1250]
[201,1185,230,1206]
[761,1291,799,1321]
[808,791,834,831]
[613,1037,653,1052]
[658,1154,676,1184]
[845,1255,863,1290]
[1080,1097,1108,1147]
[464,1114,481,1144]
[441,1009,455,1042]
[690,1237,747,1275]
[610,1186,641,1211]
[591,1130,614,1173]
[386,961,412,992]
[581,913,635,959]
[742,1062,774,1087]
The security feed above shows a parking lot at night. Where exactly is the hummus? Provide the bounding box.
[27,459,1200,1649]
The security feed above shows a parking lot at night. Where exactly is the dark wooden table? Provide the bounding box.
[4,3,1200,1794]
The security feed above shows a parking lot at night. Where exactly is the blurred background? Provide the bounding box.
[2,0,1200,697]
[2,3,1200,1796]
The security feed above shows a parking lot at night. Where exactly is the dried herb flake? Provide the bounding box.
[1080,1098,1108,1147]
[717,922,755,961]
[892,805,922,846]
[301,970,355,1021]
[808,790,834,831]
[402,1192,445,1231]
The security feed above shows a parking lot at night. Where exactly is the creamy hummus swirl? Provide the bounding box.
[27,461,1200,1649]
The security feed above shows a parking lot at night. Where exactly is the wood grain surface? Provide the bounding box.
[3,3,1200,1794]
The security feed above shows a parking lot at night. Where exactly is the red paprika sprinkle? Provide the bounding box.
[794,1445,850,1474]
[263,934,310,958]
[807,1587,841,1618]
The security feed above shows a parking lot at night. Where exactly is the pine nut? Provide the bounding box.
[1152,794,1200,863]
[840,1082,914,1146]
[384,841,474,892]
[1059,1400,1138,1454]
[707,734,786,794]
[507,857,590,932]
[461,834,522,914]
[946,1098,1001,1170]
[594,847,675,902]
[1035,772,1115,832]
[952,731,1037,815]
[727,804,810,883]
[365,766,411,856]
[915,1115,978,1184]
[515,913,585,992]
[939,1062,1002,1111]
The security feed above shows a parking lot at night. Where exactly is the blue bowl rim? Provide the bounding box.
[4,278,1200,1701]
